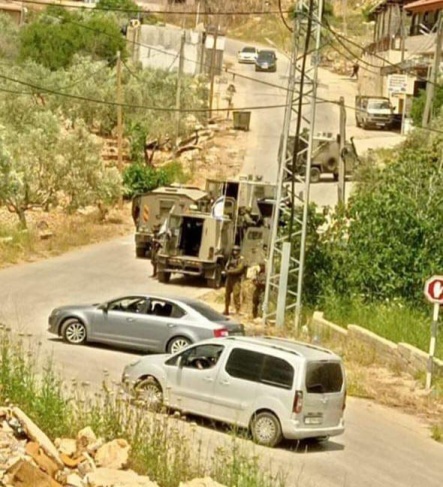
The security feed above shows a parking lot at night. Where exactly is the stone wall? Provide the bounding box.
[311,312,443,378]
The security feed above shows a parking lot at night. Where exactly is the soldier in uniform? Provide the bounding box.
[150,224,162,278]
[224,245,245,316]
[252,261,266,319]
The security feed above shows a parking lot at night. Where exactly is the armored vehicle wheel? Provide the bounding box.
[310,167,321,183]
[158,270,171,283]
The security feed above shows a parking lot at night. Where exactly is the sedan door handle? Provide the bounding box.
[220,379,230,386]
[126,318,136,322]
[167,324,176,328]
[204,377,214,382]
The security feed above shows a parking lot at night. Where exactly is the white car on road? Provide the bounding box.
[237,46,258,64]
[123,336,346,447]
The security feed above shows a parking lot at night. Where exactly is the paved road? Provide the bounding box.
[224,38,403,206]
[0,37,440,487]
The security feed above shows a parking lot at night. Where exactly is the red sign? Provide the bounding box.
[424,276,443,304]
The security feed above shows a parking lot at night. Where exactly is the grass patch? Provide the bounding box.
[431,424,443,442]
[0,206,132,268]
[0,326,285,487]
[322,295,442,359]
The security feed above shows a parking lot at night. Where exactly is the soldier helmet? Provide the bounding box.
[232,245,241,251]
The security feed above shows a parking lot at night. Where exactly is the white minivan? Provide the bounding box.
[123,336,346,447]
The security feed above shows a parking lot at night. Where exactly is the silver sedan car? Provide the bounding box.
[48,294,244,354]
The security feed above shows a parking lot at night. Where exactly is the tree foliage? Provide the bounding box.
[319,128,443,305]
[0,110,121,227]
[19,8,126,70]
[0,13,20,60]
[123,161,187,198]
[410,84,443,127]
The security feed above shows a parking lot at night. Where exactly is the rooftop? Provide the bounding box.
[404,0,443,12]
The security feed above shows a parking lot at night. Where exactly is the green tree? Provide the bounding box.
[320,128,443,304]
[0,13,20,60]
[19,8,126,70]
[410,84,443,126]
[0,112,122,227]
[97,0,140,13]
[0,112,61,227]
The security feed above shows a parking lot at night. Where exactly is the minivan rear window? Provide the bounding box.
[225,349,294,389]
[306,362,343,394]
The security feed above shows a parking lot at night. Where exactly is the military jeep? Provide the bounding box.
[132,186,210,259]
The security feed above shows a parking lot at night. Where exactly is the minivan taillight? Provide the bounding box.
[293,391,303,414]
[214,328,229,338]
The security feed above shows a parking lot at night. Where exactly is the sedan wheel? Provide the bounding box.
[135,377,163,411]
[167,336,191,354]
[251,412,283,448]
[62,319,87,345]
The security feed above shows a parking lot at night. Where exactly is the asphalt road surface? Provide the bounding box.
[0,37,441,487]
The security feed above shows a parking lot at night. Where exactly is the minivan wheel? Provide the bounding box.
[167,336,192,354]
[134,376,163,411]
[251,412,283,448]
[61,319,87,345]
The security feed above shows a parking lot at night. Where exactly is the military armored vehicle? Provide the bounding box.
[132,186,210,259]
[156,211,234,288]
[286,133,359,183]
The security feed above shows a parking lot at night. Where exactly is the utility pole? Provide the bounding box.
[263,0,324,329]
[423,10,443,127]
[208,24,219,118]
[175,30,186,147]
[195,0,201,28]
[338,96,346,204]
[116,50,124,208]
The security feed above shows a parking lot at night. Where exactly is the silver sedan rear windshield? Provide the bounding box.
[189,302,227,322]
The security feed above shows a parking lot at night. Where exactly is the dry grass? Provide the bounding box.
[0,205,133,268]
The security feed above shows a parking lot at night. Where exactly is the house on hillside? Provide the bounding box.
[360,0,442,127]
[0,1,26,25]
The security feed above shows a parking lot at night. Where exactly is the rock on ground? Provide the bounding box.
[179,479,226,487]
[94,439,130,469]
[85,468,158,487]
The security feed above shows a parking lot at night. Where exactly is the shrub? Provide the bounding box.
[123,161,188,198]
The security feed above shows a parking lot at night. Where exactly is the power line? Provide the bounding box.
[19,0,292,16]
[0,72,289,113]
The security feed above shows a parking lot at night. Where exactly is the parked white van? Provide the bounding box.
[122,336,346,447]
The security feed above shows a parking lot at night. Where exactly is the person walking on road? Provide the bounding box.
[252,261,266,319]
[350,62,359,79]
[224,245,245,316]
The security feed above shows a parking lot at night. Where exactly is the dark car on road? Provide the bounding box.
[48,294,244,354]
[255,50,277,72]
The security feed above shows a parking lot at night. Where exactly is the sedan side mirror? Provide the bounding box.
[99,303,109,313]
[177,356,184,368]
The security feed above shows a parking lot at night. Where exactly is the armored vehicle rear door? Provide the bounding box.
[241,227,269,266]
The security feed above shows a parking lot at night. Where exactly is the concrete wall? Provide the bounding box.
[136,25,204,76]
[311,312,443,378]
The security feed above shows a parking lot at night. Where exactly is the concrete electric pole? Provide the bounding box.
[338,96,346,204]
[423,10,443,127]
[116,50,124,208]
[175,30,186,147]
[263,0,324,329]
